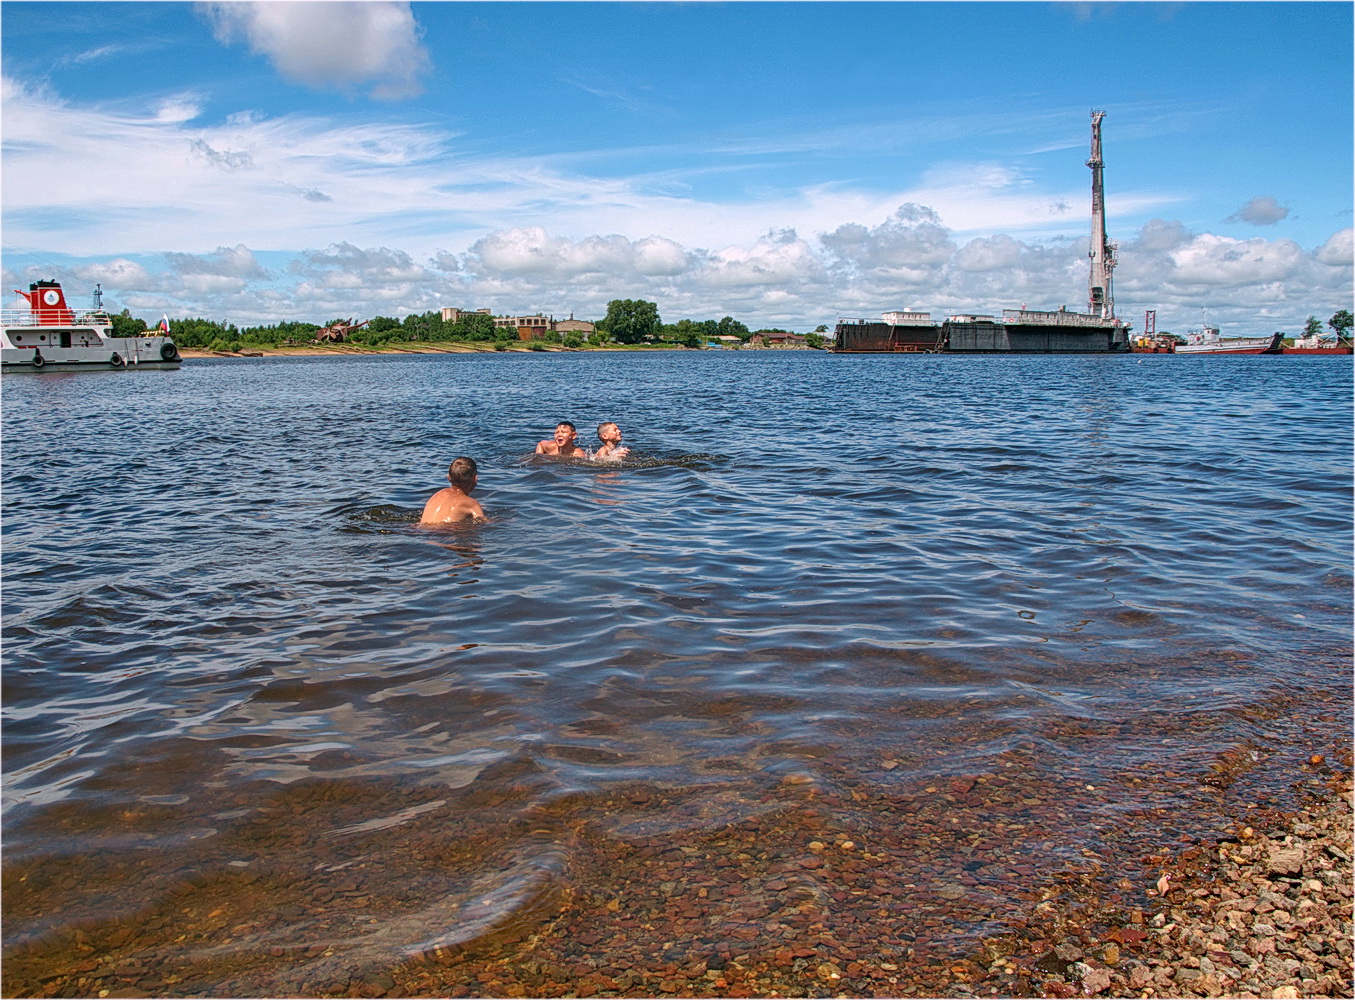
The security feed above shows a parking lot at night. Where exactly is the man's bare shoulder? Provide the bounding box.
[536,440,560,454]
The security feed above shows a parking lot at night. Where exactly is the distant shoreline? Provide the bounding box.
[177,342,677,359]
[174,342,827,359]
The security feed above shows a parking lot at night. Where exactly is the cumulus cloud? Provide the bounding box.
[953,234,1026,272]
[164,245,271,279]
[633,237,689,276]
[821,204,955,293]
[76,258,165,292]
[292,242,431,284]
[460,229,693,281]
[1315,228,1353,266]
[1169,233,1307,286]
[200,1,430,99]
[1227,195,1290,226]
[1133,218,1192,251]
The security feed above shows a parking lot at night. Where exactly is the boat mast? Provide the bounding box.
[1087,110,1117,320]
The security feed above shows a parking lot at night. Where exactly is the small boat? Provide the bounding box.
[2,280,181,373]
[1175,323,1282,355]
[1282,334,1352,355]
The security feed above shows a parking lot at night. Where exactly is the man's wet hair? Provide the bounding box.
[448,456,477,490]
[597,421,618,435]
[557,421,577,432]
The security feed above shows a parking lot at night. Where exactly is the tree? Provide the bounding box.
[109,309,147,338]
[454,313,496,341]
[662,318,707,348]
[716,316,750,341]
[805,332,826,350]
[1329,310,1353,344]
[673,326,703,349]
[1304,315,1323,339]
[169,317,238,348]
[600,299,660,344]
[814,324,829,333]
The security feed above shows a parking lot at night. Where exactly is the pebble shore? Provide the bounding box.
[977,773,1354,999]
[385,771,1353,1000]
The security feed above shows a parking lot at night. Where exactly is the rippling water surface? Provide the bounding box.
[3,352,1350,995]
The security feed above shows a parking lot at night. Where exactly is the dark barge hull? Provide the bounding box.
[834,321,943,353]
[834,314,1130,354]
[944,318,1129,353]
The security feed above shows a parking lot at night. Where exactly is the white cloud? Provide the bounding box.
[1227,195,1290,226]
[633,237,689,276]
[1316,228,1353,266]
[1133,218,1192,251]
[1169,233,1308,286]
[953,234,1026,272]
[200,1,429,99]
[695,230,828,289]
[165,245,271,279]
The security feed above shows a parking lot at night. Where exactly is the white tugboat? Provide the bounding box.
[2,280,181,373]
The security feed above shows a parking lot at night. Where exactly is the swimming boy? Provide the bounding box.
[535,421,587,458]
[420,456,486,524]
[593,421,630,461]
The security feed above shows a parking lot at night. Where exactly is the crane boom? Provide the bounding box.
[1086,110,1117,319]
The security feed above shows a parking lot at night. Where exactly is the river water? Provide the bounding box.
[2,351,1350,996]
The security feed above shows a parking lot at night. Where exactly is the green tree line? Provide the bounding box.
[111,298,840,351]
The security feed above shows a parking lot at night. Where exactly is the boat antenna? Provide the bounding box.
[93,283,104,310]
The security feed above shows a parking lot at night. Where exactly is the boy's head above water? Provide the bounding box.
[537,421,583,456]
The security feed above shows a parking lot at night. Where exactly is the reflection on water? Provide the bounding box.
[2,352,1350,995]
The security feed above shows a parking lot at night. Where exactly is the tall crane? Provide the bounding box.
[1086,110,1118,320]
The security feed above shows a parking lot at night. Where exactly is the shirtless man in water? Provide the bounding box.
[592,421,630,461]
[535,421,587,458]
[420,456,486,524]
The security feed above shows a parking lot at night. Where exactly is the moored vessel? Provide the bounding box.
[834,310,943,352]
[1175,324,1282,355]
[1282,333,1352,355]
[2,281,181,373]
[943,308,1126,353]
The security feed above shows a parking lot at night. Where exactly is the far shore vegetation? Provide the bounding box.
[110,297,832,354]
[113,299,1353,355]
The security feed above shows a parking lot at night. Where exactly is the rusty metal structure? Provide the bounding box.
[315,318,368,343]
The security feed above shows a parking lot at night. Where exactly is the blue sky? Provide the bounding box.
[2,1,1351,335]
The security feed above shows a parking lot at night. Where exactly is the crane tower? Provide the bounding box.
[1086,110,1118,320]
